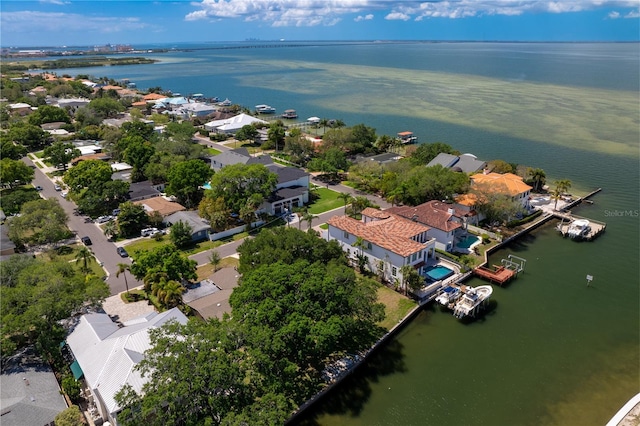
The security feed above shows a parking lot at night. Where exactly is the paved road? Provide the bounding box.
[26,157,140,295]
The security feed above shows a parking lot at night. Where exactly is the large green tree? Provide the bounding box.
[28,105,71,126]
[169,220,193,249]
[166,159,213,208]
[205,163,277,213]
[0,158,34,187]
[7,198,72,247]
[6,122,48,150]
[130,244,197,284]
[43,141,81,171]
[1,258,109,358]
[117,202,148,238]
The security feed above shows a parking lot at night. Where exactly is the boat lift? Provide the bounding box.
[501,254,526,274]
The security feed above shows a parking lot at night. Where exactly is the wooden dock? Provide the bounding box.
[553,188,606,241]
[473,265,516,285]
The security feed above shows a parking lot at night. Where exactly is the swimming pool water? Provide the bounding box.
[424,265,455,281]
[457,235,481,249]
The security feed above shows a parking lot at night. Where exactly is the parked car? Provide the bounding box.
[81,236,92,245]
[141,227,159,237]
[116,247,129,258]
[96,215,112,224]
[54,184,62,191]
[60,191,68,199]
[112,208,121,216]
[34,185,43,191]
[84,217,93,223]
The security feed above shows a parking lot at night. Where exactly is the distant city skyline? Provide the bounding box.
[1,0,639,47]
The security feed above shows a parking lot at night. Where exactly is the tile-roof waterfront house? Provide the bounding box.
[65,308,188,425]
[470,171,532,209]
[0,346,68,426]
[328,208,436,285]
[388,200,467,252]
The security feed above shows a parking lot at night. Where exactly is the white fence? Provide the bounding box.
[209,220,264,241]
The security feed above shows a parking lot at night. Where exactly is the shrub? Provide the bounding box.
[61,375,81,402]
[481,233,491,244]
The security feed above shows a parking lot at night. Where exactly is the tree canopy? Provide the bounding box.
[0,158,34,188]
[1,256,109,358]
[43,141,81,171]
[166,159,213,208]
[205,163,277,214]
[7,198,72,248]
[130,244,197,284]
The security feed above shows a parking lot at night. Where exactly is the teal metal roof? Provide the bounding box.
[70,360,84,380]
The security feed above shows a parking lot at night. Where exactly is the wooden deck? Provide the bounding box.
[473,265,516,285]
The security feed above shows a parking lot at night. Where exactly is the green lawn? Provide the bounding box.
[307,187,345,214]
[375,284,417,330]
[125,235,223,259]
[39,244,107,278]
[206,147,221,156]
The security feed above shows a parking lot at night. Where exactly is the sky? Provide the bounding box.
[1,0,639,47]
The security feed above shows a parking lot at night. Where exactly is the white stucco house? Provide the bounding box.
[66,308,188,425]
[204,113,267,134]
[327,208,436,286]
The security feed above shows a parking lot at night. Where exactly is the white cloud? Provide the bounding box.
[385,12,411,21]
[354,14,374,22]
[625,9,640,18]
[608,10,621,18]
[1,11,149,34]
[184,0,640,26]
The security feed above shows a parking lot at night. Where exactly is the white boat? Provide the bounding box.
[397,131,418,144]
[435,285,462,306]
[453,285,493,319]
[282,109,297,119]
[567,219,590,239]
[255,104,276,114]
[219,98,232,106]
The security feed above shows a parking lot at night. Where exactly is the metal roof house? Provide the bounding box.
[427,153,487,174]
[204,113,268,134]
[65,308,188,425]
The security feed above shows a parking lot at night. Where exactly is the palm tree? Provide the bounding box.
[209,250,221,272]
[527,168,546,192]
[338,192,353,215]
[116,263,131,295]
[153,279,184,309]
[400,264,421,296]
[319,118,329,135]
[103,220,118,241]
[74,246,94,274]
[552,179,572,210]
[302,211,317,231]
[293,206,306,230]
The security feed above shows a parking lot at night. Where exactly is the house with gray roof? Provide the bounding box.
[210,148,273,171]
[163,210,211,242]
[65,308,187,425]
[427,153,486,174]
[1,346,68,426]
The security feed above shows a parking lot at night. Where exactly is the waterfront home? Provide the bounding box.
[163,211,212,242]
[354,152,403,166]
[327,208,436,285]
[0,346,67,426]
[470,171,532,210]
[388,200,466,252]
[427,152,487,174]
[204,113,268,135]
[65,308,188,425]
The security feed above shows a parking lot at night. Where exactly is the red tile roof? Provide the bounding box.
[329,210,430,257]
[388,201,463,232]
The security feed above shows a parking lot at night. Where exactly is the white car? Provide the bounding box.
[54,184,62,191]
[141,227,159,237]
[96,215,112,224]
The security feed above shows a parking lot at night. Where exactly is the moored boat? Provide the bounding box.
[566,219,591,239]
[255,104,276,114]
[452,285,493,319]
[435,285,462,306]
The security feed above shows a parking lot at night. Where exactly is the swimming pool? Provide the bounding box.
[202,182,212,190]
[424,265,455,282]
[457,235,481,250]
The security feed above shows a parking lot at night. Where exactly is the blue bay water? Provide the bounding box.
[49,42,639,425]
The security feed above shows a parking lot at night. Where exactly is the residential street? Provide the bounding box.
[27,157,140,296]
